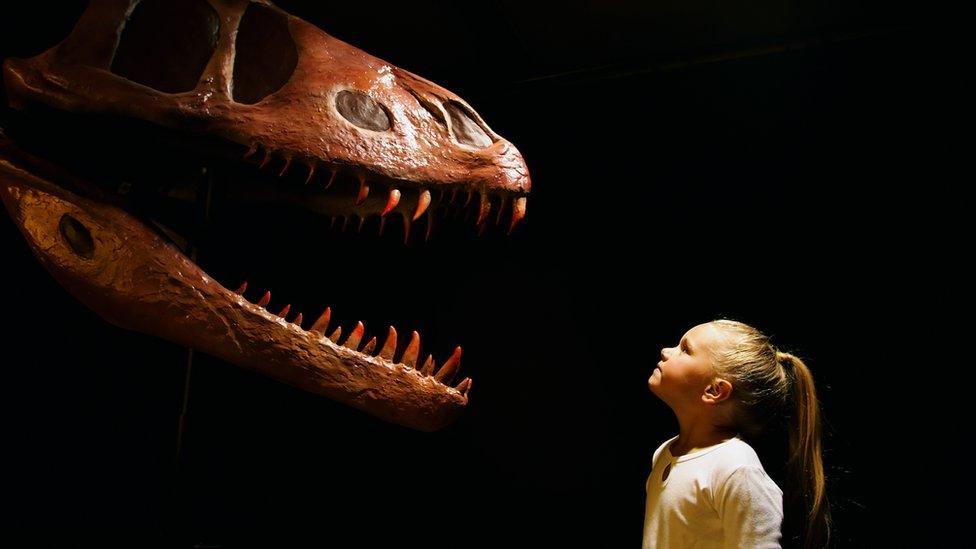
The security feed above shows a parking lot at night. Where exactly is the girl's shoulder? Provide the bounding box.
[710,436,765,468]
[708,438,781,490]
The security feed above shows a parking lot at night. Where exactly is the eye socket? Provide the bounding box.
[444,101,493,148]
[232,2,298,104]
[335,90,392,132]
[59,214,94,259]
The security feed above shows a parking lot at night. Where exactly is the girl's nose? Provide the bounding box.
[660,347,669,361]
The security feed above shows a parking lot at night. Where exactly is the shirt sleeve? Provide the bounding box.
[716,465,784,549]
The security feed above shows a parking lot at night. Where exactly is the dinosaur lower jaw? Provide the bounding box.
[0,143,472,432]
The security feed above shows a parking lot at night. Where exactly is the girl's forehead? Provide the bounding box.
[686,323,727,350]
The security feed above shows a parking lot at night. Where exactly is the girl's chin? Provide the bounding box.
[647,370,661,389]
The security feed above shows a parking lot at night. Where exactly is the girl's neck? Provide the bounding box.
[671,414,738,457]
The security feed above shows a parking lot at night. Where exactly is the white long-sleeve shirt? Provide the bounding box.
[642,435,783,548]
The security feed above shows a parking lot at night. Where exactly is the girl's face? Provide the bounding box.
[648,323,727,409]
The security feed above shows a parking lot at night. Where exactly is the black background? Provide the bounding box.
[0,1,957,547]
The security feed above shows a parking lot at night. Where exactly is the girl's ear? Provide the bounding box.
[702,378,733,405]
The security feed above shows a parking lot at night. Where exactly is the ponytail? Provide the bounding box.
[709,319,832,548]
[778,351,831,549]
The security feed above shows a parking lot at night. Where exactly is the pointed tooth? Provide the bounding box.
[381,188,401,217]
[325,168,338,189]
[259,148,274,169]
[402,331,421,368]
[356,174,369,205]
[378,216,386,236]
[402,214,412,244]
[495,196,508,225]
[435,346,462,384]
[358,216,366,233]
[463,190,474,208]
[234,281,248,295]
[421,354,435,376]
[379,326,397,361]
[279,155,293,177]
[293,312,303,327]
[509,197,527,235]
[362,336,377,355]
[310,307,332,334]
[341,216,351,232]
[477,192,491,225]
[330,216,338,230]
[449,189,458,204]
[257,291,271,308]
[425,212,435,242]
[343,321,365,350]
[278,303,291,318]
[456,377,472,396]
[329,326,343,343]
[413,189,431,221]
[304,163,317,184]
[243,143,259,159]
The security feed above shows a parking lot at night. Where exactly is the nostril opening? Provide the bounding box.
[444,100,493,148]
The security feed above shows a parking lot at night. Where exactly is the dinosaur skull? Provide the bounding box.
[0,0,531,431]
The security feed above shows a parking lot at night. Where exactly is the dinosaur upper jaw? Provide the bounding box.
[0,137,472,432]
[1,0,532,197]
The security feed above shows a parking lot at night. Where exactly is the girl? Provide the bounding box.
[643,319,830,548]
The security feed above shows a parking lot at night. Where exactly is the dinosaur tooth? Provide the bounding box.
[243,143,259,159]
[310,307,332,334]
[325,168,338,189]
[509,197,527,234]
[361,336,377,355]
[278,303,291,318]
[449,189,458,204]
[259,148,274,169]
[495,196,507,225]
[425,212,435,242]
[379,326,397,361]
[463,190,474,208]
[402,330,421,368]
[279,155,293,177]
[402,214,411,244]
[344,321,365,350]
[381,188,401,217]
[328,326,343,343]
[304,162,316,185]
[456,377,472,396]
[357,216,366,233]
[476,192,491,225]
[413,189,431,220]
[257,290,271,308]
[435,346,462,385]
[421,354,435,376]
[378,216,386,236]
[292,312,303,327]
[356,174,369,205]
[234,281,248,295]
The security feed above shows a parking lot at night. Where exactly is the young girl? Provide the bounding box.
[643,319,830,548]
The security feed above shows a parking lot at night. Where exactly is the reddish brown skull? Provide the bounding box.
[0,0,531,431]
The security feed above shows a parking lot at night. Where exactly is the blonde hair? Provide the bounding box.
[709,319,831,549]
